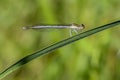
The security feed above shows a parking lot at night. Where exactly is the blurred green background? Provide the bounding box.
[0,0,120,80]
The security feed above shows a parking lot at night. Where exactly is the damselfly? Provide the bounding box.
[23,23,85,36]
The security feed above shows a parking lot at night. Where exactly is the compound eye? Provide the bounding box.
[78,24,85,30]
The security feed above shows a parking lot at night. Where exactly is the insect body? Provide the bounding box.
[23,23,85,36]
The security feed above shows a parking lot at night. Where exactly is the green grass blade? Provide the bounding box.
[0,20,120,79]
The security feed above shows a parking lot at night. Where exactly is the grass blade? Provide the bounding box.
[0,20,120,79]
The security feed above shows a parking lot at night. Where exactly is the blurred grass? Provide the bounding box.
[0,0,120,80]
